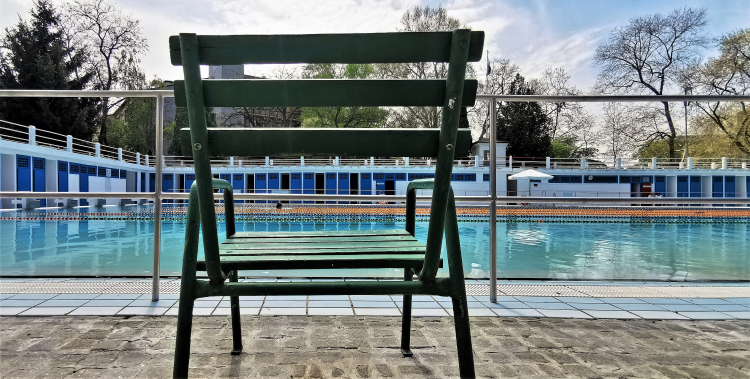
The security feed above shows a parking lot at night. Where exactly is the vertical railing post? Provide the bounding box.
[688,157,693,169]
[28,125,36,145]
[489,97,497,303]
[95,143,100,157]
[722,157,727,169]
[118,148,123,161]
[652,157,657,169]
[300,156,305,167]
[546,157,550,169]
[66,135,73,152]
[152,94,164,302]
[617,158,622,169]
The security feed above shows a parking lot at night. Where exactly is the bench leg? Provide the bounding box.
[451,293,475,378]
[173,281,196,378]
[400,268,413,357]
[229,270,243,355]
[445,195,475,378]
[174,193,201,379]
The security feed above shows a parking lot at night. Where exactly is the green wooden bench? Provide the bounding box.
[170,30,484,379]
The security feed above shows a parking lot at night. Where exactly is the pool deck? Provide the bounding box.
[1,279,749,378]
[1,278,748,320]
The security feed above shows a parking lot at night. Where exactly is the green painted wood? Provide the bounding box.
[228,270,242,355]
[196,254,438,271]
[218,241,423,250]
[179,33,225,284]
[179,128,472,158]
[174,79,478,108]
[406,179,434,237]
[226,235,413,244]
[210,179,236,238]
[444,186,475,378]
[421,30,471,281]
[221,247,426,255]
[169,31,484,65]
[173,29,482,379]
[193,278,455,298]
[231,229,410,238]
[173,185,201,378]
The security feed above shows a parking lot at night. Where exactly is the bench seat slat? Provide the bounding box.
[173,79,478,108]
[221,240,423,250]
[198,254,438,271]
[221,247,426,256]
[180,128,472,158]
[226,235,413,244]
[169,32,484,65]
[203,229,435,270]
[230,229,411,238]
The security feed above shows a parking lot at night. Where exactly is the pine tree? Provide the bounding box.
[496,74,552,157]
[0,0,100,140]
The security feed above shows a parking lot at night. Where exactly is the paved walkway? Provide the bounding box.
[1,316,749,378]
[1,279,748,320]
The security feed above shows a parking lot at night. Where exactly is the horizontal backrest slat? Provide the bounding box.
[170,32,484,65]
[180,128,472,158]
[174,79,478,108]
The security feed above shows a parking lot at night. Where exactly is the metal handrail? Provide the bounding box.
[476,94,750,102]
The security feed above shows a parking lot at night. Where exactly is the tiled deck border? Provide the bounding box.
[1,278,748,320]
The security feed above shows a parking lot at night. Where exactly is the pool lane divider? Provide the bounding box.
[3,206,750,223]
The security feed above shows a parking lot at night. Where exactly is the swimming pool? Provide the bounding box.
[2,216,748,280]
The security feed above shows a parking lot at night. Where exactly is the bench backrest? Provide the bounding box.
[171,31,484,281]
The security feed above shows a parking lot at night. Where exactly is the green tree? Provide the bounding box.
[0,0,100,140]
[683,29,750,156]
[165,106,217,156]
[551,136,598,158]
[107,78,165,155]
[300,63,388,128]
[496,74,552,157]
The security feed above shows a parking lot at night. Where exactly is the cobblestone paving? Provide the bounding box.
[1,316,748,378]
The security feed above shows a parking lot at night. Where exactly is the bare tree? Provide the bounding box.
[594,7,709,158]
[383,6,477,130]
[469,58,520,141]
[65,0,148,145]
[223,66,303,128]
[600,102,639,164]
[529,67,588,140]
[682,29,749,156]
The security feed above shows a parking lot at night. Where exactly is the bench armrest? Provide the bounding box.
[211,179,236,239]
[405,179,437,236]
[189,178,236,239]
[406,179,457,281]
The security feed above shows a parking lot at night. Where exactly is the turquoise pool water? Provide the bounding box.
[2,218,748,280]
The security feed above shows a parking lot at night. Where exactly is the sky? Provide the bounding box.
[1,0,748,92]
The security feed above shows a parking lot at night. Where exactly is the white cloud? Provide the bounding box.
[519,26,606,88]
